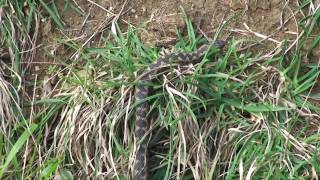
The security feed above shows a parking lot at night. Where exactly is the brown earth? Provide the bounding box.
[35,0,303,63]
[28,0,319,98]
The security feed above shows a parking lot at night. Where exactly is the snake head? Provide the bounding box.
[213,40,226,50]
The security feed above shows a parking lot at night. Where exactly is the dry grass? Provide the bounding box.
[0,0,319,179]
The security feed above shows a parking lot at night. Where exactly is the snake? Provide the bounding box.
[134,40,225,180]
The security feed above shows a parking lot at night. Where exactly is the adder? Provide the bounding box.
[134,40,225,180]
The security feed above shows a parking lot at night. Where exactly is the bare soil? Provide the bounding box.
[31,0,319,99]
[36,0,303,62]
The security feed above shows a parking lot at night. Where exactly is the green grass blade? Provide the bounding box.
[0,124,38,178]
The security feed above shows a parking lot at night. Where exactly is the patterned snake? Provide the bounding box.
[134,40,225,180]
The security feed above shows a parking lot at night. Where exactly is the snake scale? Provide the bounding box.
[134,40,225,180]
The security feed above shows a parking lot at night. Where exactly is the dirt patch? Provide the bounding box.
[29,0,318,97]
[38,0,301,53]
[121,0,299,48]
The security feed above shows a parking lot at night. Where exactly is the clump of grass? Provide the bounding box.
[37,12,319,180]
[0,0,69,178]
[0,0,319,179]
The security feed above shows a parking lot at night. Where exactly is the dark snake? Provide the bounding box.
[134,40,225,180]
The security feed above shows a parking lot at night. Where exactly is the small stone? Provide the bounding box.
[35,66,40,71]
[50,49,55,55]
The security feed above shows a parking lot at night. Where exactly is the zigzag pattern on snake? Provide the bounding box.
[134,40,225,180]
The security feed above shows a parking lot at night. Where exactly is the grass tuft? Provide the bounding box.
[0,1,319,179]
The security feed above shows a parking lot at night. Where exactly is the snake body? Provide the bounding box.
[134,40,225,180]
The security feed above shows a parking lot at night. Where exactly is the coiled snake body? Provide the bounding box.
[134,40,225,180]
